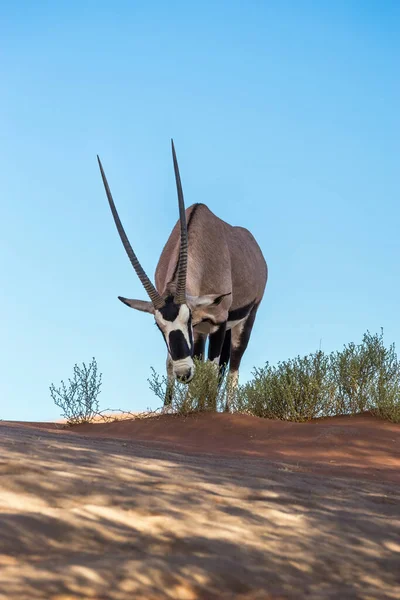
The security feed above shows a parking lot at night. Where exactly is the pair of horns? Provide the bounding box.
[97,140,188,309]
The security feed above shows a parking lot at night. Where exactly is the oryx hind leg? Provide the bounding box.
[227,305,259,412]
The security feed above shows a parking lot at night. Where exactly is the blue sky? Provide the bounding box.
[1,1,399,421]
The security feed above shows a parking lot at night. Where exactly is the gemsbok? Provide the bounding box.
[97,141,268,410]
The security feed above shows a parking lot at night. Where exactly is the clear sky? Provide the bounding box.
[1,1,399,421]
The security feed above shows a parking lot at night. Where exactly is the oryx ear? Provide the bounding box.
[187,292,231,309]
[118,297,155,314]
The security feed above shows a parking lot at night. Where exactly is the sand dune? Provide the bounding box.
[0,412,399,599]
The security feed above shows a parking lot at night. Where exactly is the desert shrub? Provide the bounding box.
[234,351,335,422]
[330,330,400,420]
[372,380,400,423]
[148,358,231,414]
[238,331,400,422]
[50,357,103,425]
[232,363,286,419]
[148,331,400,423]
[362,331,400,422]
[330,332,378,414]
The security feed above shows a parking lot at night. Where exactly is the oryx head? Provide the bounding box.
[97,140,226,383]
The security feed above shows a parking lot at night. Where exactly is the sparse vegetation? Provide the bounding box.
[50,357,103,425]
[148,359,232,414]
[50,332,399,426]
[233,350,336,422]
[149,330,400,423]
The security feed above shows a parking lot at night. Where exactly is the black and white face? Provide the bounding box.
[118,291,231,384]
[154,299,194,382]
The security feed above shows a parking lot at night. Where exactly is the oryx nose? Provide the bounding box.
[177,368,193,383]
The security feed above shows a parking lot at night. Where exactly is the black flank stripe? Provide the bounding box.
[228,301,255,322]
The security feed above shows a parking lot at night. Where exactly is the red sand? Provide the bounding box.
[1,412,399,599]
[11,411,400,484]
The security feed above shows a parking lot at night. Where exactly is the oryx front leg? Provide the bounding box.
[208,323,227,369]
[164,355,175,409]
[206,323,227,409]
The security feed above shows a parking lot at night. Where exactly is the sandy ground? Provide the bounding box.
[0,412,399,599]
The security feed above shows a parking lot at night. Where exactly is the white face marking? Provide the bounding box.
[155,304,194,381]
[155,304,192,349]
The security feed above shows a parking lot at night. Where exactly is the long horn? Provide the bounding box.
[171,140,188,305]
[97,155,165,310]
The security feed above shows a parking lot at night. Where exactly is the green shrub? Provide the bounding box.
[331,332,378,413]
[148,358,230,415]
[330,330,400,420]
[364,331,400,422]
[50,357,102,425]
[148,330,400,423]
[234,351,335,422]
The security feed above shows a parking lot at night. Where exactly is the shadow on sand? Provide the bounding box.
[0,422,399,599]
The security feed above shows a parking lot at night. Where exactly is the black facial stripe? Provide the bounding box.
[159,296,180,322]
[168,330,191,361]
[228,301,255,322]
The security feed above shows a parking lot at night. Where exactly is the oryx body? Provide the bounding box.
[98,142,268,410]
